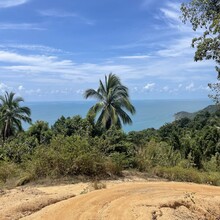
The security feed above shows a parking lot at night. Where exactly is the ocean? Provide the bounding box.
[26,99,213,132]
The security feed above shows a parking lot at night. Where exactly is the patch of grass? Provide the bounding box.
[91,180,106,190]
[153,166,220,186]
[80,187,89,195]
[16,173,34,186]
[0,162,18,183]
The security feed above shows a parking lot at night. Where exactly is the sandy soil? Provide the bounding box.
[0,177,220,220]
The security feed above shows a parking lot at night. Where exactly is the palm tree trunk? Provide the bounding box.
[4,120,9,140]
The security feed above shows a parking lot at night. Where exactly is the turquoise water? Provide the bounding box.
[26,99,212,132]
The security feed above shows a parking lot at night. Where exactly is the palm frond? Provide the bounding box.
[98,80,107,98]
[96,109,106,126]
[116,107,133,125]
[88,102,104,115]
[84,73,135,129]
[13,118,23,132]
[108,105,118,125]
[106,73,121,93]
[119,98,136,114]
[14,96,24,104]
[84,89,103,101]
[0,91,32,139]
[14,106,31,116]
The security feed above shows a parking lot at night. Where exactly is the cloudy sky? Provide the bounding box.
[0,0,217,101]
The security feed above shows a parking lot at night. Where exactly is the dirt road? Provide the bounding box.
[22,182,220,220]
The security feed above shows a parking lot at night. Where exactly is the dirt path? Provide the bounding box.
[0,183,89,220]
[22,182,220,220]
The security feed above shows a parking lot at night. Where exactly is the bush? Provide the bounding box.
[202,153,220,172]
[154,166,202,183]
[153,166,220,186]
[0,161,20,183]
[24,135,122,179]
[135,140,181,171]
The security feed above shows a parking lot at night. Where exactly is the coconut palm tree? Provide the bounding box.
[84,73,135,130]
[0,91,32,140]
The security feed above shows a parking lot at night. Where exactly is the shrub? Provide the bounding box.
[202,153,220,172]
[0,161,19,183]
[24,135,118,179]
[153,166,220,186]
[135,140,181,171]
[153,166,202,183]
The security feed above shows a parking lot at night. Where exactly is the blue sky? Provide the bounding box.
[0,0,217,101]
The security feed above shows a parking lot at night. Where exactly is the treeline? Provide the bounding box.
[0,108,220,187]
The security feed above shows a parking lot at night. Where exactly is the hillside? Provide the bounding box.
[174,105,219,120]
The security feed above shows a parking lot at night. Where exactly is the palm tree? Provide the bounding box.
[84,73,135,130]
[0,91,32,140]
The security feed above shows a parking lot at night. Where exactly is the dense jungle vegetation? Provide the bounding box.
[0,100,220,187]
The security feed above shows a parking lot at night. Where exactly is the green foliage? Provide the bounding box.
[52,115,93,137]
[27,121,52,144]
[181,0,220,70]
[24,135,121,179]
[181,0,220,63]
[84,73,135,129]
[154,166,203,183]
[135,141,181,171]
[127,128,158,146]
[2,134,38,163]
[0,91,31,140]
[0,94,219,186]
[154,166,220,186]
[203,153,220,172]
[181,0,220,103]
[0,161,19,183]
[98,127,134,155]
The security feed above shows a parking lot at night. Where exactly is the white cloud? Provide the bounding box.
[166,2,181,11]
[0,83,9,92]
[39,9,95,25]
[160,8,180,22]
[133,87,138,91]
[0,44,63,53]
[157,37,193,57]
[0,0,29,8]
[144,83,155,91]
[159,1,192,33]
[118,55,150,59]
[198,85,211,91]
[0,50,141,83]
[18,85,24,91]
[0,46,215,95]
[76,89,84,94]
[39,9,78,18]
[25,88,41,95]
[163,86,169,92]
[185,82,195,91]
[0,23,44,30]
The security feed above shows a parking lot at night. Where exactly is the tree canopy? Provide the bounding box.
[181,0,220,103]
[84,73,136,130]
[0,91,32,140]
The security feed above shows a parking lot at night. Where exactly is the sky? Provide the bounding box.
[0,0,217,101]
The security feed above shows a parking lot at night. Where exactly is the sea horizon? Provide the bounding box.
[25,97,212,103]
[24,99,213,132]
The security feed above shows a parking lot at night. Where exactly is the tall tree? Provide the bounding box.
[181,0,220,103]
[0,91,32,140]
[84,73,135,130]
